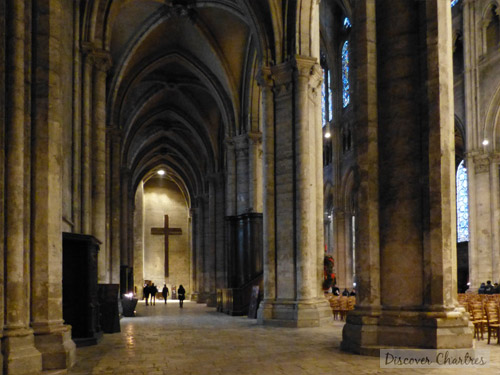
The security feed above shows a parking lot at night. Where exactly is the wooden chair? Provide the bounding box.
[469,302,486,341]
[330,297,341,320]
[339,297,348,320]
[484,302,500,344]
[347,296,356,311]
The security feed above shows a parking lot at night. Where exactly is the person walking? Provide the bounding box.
[177,284,186,308]
[150,283,158,305]
[162,284,169,304]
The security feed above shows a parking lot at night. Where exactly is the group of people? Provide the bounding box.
[142,283,186,307]
[331,285,356,297]
[477,280,500,294]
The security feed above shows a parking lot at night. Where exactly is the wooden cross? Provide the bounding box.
[150,215,182,277]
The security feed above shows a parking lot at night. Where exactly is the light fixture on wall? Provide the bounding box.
[482,139,489,146]
[324,131,331,139]
[157,170,166,176]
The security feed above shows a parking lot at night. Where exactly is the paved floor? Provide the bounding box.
[68,300,500,375]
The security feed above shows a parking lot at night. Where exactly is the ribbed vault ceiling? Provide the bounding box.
[107,0,256,202]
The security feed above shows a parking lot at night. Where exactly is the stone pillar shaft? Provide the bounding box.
[341,0,471,354]
[234,135,249,215]
[81,53,92,234]
[92,53,110,282]
[121,169,131,267]
[71,5,81,232]
[259,71,276,301]
[133,183,145,296]
[3,1,43,373]
[248,132,263,213]
[205,179,216,306]
[110,133,121,284]
[294,57,318,301]
[257,56,331,327]
[195,197,205,301]
[225,140,236,216]
[215,174,226,289]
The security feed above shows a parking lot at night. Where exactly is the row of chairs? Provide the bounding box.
[458,294,500,344]
[325,295,356,320]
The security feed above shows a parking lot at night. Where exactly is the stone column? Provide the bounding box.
[234,135,249,215]
[342,0,472,353]
[81,43,93,235]
[205,178,217,306]
[3,0,42,372]
[72,3,82,232]
[248,132,263,213]
[189,208,196,297]
[258,68,276,304]
[195,196,206,302]
[214,173,226,290]
[225,139,236,217]
[257,57,331,327]
[109,129,122,284]
[92,50,111,282]
[333,209,348,289]
[133,183,145,297]
[30,0,76,370]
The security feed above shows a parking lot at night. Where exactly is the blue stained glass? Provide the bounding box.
[451,0,459,7]
[328,70,333,121]
[321,70,326,127]
[342,41,350,108]
[456,160,469,242]
[343,17,352,29]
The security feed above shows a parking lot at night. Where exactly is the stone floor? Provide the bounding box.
[68,300,500,375]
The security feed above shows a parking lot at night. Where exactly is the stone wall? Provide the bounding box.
[143,178,191,294]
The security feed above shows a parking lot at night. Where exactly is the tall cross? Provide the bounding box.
[151,215,182,277]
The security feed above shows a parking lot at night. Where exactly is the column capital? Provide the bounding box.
[292,55,322,90]
[91,49,112,72]
[81,43,112,71]
[270,61,294,97]
[257,65,274,88]
[248,131,262,145]
[224,137,235,149]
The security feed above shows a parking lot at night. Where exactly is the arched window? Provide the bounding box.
[343,17,351,29]
[451,0,459,7]
[321,55,333,126]
[341,41,350,108]
[456,160,469,242]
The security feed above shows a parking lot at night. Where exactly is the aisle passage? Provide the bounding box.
[69,301,500,375]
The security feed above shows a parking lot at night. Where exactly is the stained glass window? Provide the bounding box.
[321,69,333,126]
[343,17,352,29]
[328,70,333,122]
[456,160,469,242]
[451,0,459,7]
[342,41,350,108]
[322,74,327,127]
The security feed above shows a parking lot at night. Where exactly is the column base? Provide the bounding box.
[2,328,42,375]
[190,292,199,302]
[206,293,217,308]
[33,323,76,371]
[341,308,473,356]
[257,298,332,327]
[196,292,209,304]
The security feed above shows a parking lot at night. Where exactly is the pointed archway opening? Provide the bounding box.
[133,170,193,303]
